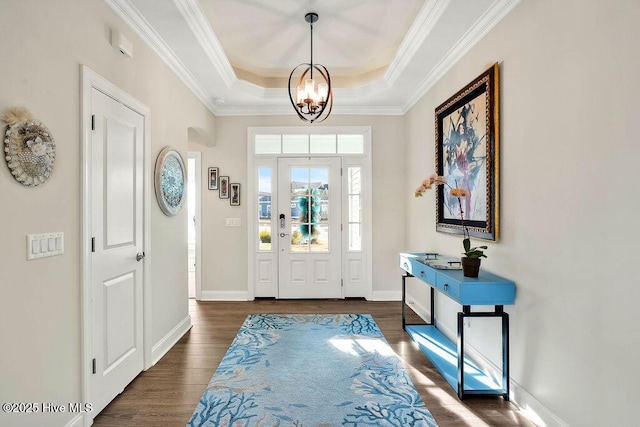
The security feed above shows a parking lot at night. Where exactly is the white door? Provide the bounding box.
[91,88,145,415]
[187,152,201,299]
[277,157,342,298]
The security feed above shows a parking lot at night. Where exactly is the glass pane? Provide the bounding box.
[348,167,361,193]
[290,224,307,252]
[309,167,329,191]
[289,165,330,253]
[338,134,364,153]
[310,223,329,252]
[291,167,310,195]
[310,134,336,153]
[283,134,309,153]
[255,135,281,154]
[349,223,362,251]
[348,195,361,222]
[257,167,272,251]
[259,225,272,251]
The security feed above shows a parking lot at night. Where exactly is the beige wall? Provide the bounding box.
[0,1,214,426]
[405,0,638,425]
[2,0,638,425]
[190,114,406,298]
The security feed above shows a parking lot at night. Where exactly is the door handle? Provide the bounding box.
[279,233,289,238]
[136,252,146,262]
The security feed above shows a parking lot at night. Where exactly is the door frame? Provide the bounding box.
[80,65,152,425]
[247,127,373,300]
[188,151,202,300]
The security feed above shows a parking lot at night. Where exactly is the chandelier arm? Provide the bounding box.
[288,63,314,122]
[310,64,332,123]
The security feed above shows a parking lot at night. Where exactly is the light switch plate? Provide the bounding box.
[27,232,64,260]
[225,218,241,227]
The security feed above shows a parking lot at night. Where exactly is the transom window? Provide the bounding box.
[255,134,364,155]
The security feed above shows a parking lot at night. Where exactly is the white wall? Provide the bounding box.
[189,114,406,299]
[0,1,214,426]
[405,0,639,425]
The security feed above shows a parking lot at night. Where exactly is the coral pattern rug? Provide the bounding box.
[188,314,437,426]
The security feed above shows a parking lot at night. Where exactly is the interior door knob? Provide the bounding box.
[136,252,146,261]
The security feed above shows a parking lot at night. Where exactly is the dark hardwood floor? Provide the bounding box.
[93,299,536,426]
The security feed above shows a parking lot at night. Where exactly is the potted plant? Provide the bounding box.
[461,236,487,277]
[415,174,487,277]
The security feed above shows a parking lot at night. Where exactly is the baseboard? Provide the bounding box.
[406,291,567,427]
[370,290,401,301]
[64,413,84,427]
[199,290,249,301]
[151,314,192,365]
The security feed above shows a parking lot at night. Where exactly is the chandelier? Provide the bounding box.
[288,12,333,123]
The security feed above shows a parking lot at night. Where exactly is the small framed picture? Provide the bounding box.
[208,167,218,190]
[230,183,241,206]
[219,176,229,199]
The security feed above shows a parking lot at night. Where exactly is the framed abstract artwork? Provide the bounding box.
[219,176,229,199]
[208,167,218,190]
[435,63,499,241]
[154,147,186,216]
[230,183,240,206]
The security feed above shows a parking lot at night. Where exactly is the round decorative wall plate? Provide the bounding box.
[154,147,186,216]
[3,108,56,187]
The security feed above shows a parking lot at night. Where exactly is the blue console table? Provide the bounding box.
[399,252,515,400]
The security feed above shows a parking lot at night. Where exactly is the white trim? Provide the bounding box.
[188,152,203,300]
[384,0,451,84]
[64,414,84,427]
[212,103,405,117]
[151,315,193,365]
[247,127,372,301]
[406,291,567,427]
[173,0,236,87]
[104,0,219,115]
[105,0,520,117]
[402,0,521,112]
[200,290,250,301]
[80,65,151,426]
[370,290,402,301]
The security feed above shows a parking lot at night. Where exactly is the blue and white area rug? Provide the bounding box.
[188,314,438,426]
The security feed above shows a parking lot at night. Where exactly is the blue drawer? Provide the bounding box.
[400,252,515,306]
[435,274,461,300]
[399,254,437,284]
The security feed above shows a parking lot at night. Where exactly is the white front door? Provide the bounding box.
[277,157,342,298]
[91,88,145,414]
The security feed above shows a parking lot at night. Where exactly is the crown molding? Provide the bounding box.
[107,0,521,117]
[402,0,521,113]
[383,0,452,85]
[213,104,404,117]
[104,0,220,115]
[173,0,237,88]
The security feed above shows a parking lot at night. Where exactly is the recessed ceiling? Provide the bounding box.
[106,0,520,116]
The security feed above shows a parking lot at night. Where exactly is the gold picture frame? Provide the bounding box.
[435,63,499,241]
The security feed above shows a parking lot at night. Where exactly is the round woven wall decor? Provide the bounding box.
[3,108,56,187]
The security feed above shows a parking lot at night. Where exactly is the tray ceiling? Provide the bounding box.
[106,0,520,116]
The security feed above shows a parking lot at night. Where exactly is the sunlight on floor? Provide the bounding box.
[410,329,500,389]
[328,336,396,357]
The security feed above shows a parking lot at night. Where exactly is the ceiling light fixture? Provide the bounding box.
[288,12,333,123]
